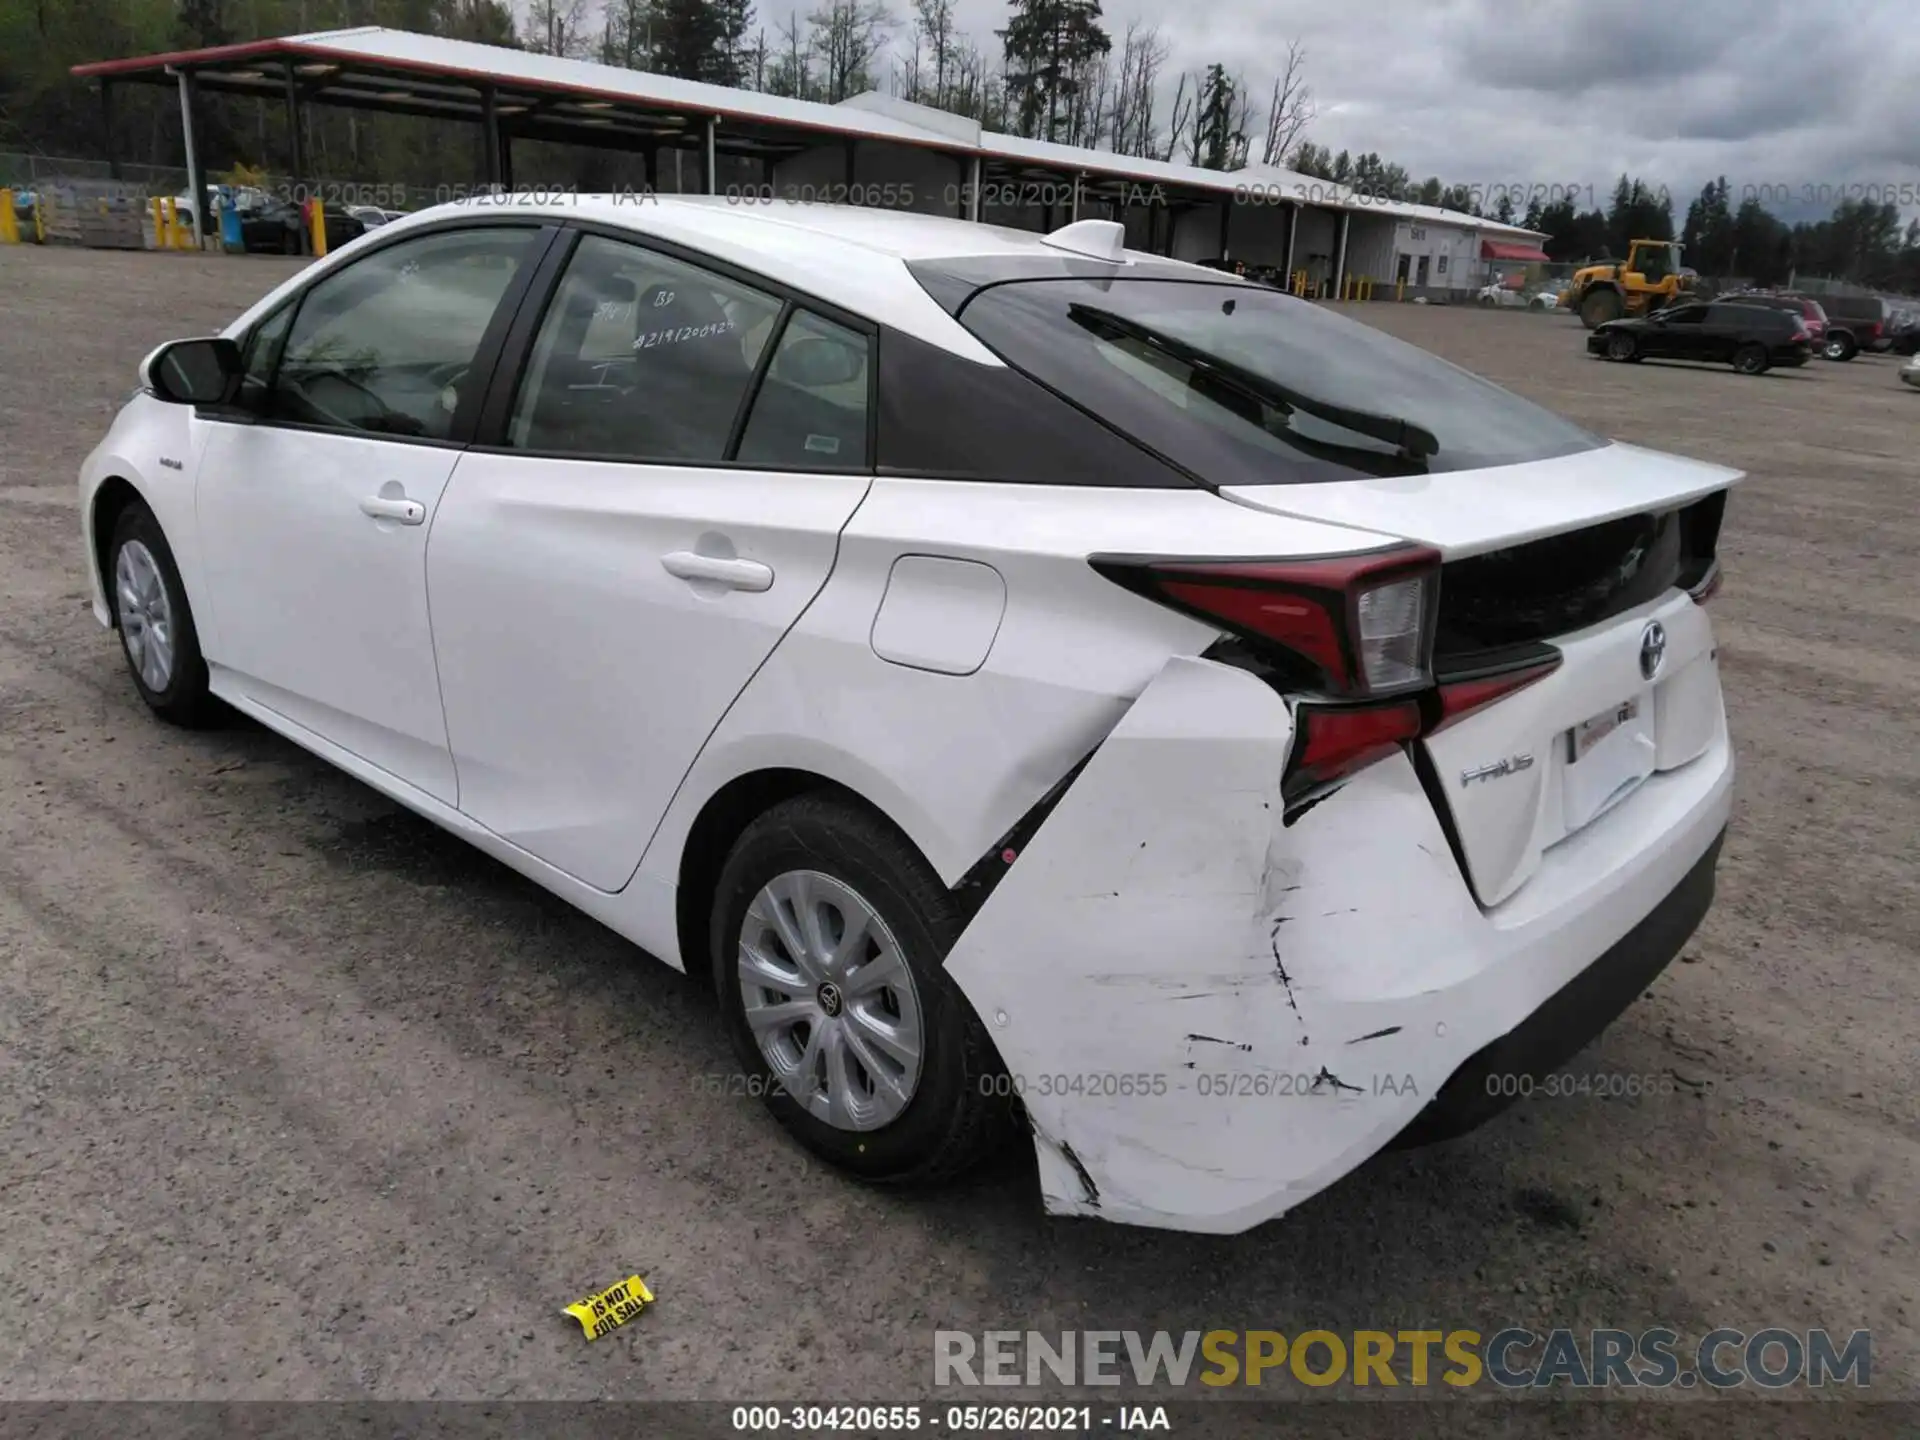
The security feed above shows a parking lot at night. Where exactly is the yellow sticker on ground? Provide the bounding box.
[564,1275,655,1341]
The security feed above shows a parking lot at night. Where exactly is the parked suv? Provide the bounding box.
[1817,293,1894,353]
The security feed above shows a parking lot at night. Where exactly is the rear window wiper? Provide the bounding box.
[1067,303,1441,462]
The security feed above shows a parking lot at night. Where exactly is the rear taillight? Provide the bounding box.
[1093,545,1570,812]
[1688,561,1723,603]
[1097,545,1442,698]
[1287,700,1424,797]
[1431,655,1562,731]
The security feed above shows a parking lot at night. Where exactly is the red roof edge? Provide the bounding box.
[72,37,311,78]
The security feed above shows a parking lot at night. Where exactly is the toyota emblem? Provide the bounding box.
[1639,620,1667,680]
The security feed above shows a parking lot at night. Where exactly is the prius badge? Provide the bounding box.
[1460,753,1535,787]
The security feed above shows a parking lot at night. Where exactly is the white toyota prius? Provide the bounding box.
[81,197,1735,1233]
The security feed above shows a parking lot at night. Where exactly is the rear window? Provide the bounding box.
[955,278,1601,485]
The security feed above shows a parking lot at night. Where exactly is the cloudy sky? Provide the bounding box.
[939,0,1920,221]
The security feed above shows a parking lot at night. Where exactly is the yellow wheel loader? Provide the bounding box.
[1561,239,1697,329]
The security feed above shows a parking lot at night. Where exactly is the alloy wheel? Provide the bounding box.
[115,539,174,692]
[737,869,925,1131]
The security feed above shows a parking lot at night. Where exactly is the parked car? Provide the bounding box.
[345,204,409,229]
[1888,306,1920,357]
[238,200,365,254]
[1589,300,1812,374]
[81,202,1737,1233]
[1902,352,1920,388]
[1816,293,1894,352]
[1475,281,1563,310]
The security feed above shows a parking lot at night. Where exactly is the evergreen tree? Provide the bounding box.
[1000,0,1110,142]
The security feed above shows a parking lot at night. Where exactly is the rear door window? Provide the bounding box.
[508,233,783,462]
[953,277,1601,484]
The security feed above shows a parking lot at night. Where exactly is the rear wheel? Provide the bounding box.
[1733,342,1770,376]
[1579,288,1623,329]
[1606,332,1639,363]
[108,501,215,725]
[711,794,1013,1185]
[1823,332,1857,361]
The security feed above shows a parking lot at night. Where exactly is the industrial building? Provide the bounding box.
[71,25,1546,298]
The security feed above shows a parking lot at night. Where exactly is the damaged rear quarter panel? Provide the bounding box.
[943,654,1492,1233]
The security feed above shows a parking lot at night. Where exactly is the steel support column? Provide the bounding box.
[967,155,982,222]
[482,88,503,191]
[100,81,120,180]
[283,63,307,254]
[175,69,206,249]
[1284,203,1299,282]
[705,115,717,195]
[1334,209,1351,297]
[1217,199,1230,261]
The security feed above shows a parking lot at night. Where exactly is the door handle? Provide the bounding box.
[359,495,426,526]
[661,550,774,593]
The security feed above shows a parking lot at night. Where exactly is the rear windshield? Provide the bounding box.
[955,277,1602,485]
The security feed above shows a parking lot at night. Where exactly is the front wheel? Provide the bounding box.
[1606,332,1639,362]
[711,795,1014,1185]
[1580,288,1623,329]
[108,501,216,725]
[1733,342,1770,376]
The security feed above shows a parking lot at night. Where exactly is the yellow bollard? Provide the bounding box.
[0,190,19,245]
[307,199,328,258]
[151,196,165,247]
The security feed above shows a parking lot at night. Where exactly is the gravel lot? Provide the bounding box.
[0,247,1914,1420]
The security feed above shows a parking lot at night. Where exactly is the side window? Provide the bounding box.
[271,226,537,440]
[1666,305,1708,325]
[235,301,295,410]
[735,310,872,470]
[509,233,783,462]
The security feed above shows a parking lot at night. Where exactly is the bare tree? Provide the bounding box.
[894,23,925,100]
[809,0,895,101]
[523,0,591,57]
[767,10,813,97]
[1162,70,1196,164]
[1228,70,1253,169]
[598,0,652,67]
[914,0,959,108]
[1064,51,1110,148]
[1259,39,1314,168]
[1107,21,1168,159]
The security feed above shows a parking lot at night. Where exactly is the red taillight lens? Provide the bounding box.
[1094,545,1442,697]
[1431,655,1562,732]
[1287,700,1423,798]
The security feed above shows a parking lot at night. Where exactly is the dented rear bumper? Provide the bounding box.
[943,654,1733,1234]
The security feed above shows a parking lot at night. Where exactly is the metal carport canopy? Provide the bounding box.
[69,25,1552,240]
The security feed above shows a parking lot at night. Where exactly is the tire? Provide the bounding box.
[1606,332,1638,362]
[710,794,1014,1186]
[1823,332,1857,362]
[1733,343,1770,376]
[1579,288,1622,329]
[107,501,216,725]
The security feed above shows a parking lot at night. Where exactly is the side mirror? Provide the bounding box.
[142,337,242,406]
